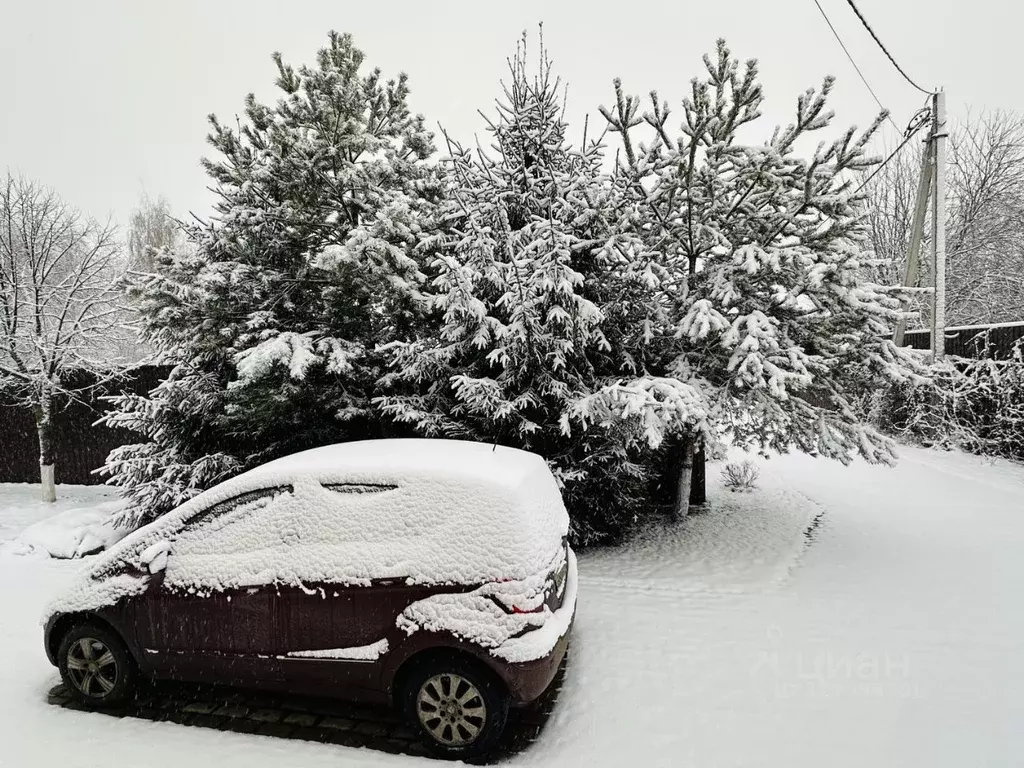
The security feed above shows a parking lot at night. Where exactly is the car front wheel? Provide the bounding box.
[402,656,509,761]
[57,623,136,707]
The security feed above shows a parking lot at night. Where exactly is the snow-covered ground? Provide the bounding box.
[2,446,1022,767]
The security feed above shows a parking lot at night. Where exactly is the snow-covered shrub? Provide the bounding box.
[722,461,760,493]
[878,344,1024,460]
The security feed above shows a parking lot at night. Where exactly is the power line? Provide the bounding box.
[812,0,901,134]
[842,0,932,94]
[852,112,931,195]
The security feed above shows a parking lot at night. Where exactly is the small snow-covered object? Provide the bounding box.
[722,460,761,493]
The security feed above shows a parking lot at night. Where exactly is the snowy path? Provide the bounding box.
[2,447,1022,767]
[530,449,1024,767]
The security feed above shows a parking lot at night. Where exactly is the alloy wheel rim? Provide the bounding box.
[66,637,118,698]
[416,673,487,746]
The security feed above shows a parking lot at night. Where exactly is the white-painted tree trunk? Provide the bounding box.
[40,464,56,503]
[36,392,57,503]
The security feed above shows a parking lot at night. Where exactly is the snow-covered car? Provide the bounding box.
[42,439,577,760]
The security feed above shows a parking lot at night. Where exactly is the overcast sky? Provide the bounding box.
[1,0,1014,229]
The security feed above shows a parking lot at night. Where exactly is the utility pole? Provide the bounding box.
[893,139,933,347]
[931,90,948,360]
[893,90,946,357]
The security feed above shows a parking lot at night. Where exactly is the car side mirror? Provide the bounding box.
[138,540,171,575]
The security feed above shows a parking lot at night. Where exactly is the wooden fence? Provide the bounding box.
[902,321,1024,359]
[0,366,170,485]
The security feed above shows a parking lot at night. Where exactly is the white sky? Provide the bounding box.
[0,0,1015,229]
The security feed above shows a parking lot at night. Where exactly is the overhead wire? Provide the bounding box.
[852,106,933,195]
[842,0,933,94]
[812,0,901,134]
[808,1,937,196]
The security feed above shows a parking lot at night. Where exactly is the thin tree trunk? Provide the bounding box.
[689,442,706,506]
[673,435,696,521]
[35,397,56,503]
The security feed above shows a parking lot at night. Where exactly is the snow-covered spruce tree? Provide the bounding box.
[100,32,439,526]
[376,39,659,544]
[566,41,928,517]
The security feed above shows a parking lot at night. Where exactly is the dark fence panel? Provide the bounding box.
[0,366,171,485]
[902,321,1024,359]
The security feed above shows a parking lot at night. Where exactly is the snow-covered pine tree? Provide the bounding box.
[100,32,439,526]
[567,40,928,517]
[377,36,658,544]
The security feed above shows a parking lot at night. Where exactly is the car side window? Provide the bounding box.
[178,486,294,538]
[164,485,297,592]
[162,481,402,593]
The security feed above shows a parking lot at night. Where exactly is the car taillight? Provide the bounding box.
[510,603,545,614]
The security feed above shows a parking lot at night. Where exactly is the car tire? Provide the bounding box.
[401,654,510,761]
[57,622,137,708]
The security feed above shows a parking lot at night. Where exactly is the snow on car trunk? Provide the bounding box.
[396,544,577,663]
[47,440,570,620]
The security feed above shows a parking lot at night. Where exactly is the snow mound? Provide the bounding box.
[0,484,128,559]
[9,501,129,558]
[0,484,121,547]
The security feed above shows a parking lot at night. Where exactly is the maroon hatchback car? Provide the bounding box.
[43,439,577,760]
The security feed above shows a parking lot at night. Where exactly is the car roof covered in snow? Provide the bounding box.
[245,438,545,489]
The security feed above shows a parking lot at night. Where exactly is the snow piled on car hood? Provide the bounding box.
[46,439,569,622]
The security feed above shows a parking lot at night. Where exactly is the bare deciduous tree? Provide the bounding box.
[945,111,1024,323]
[0,173,129,501]
[865,110,1024,326]
[863,142,923,289]
[127,193,179,273]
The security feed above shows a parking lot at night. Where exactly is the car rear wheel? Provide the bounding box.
[401,656,509,761]
[57,623,136,707]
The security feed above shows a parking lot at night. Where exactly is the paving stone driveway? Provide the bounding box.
[46,654,567,763]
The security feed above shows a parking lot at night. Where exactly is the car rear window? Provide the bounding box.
[322,483,397,494]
